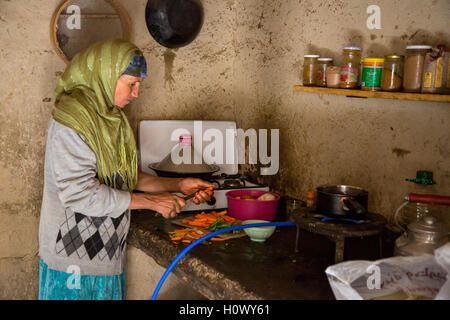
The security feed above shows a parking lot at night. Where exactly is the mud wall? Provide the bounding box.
[0,0,448,299]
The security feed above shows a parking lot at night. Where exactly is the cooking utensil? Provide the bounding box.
[149,163,220,179]
[316,185,368,217]
[145,0,204,48]
[226,190,280,221]
[183,186,214,200]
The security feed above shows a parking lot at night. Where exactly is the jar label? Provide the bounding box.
[361,66,383,88]
[423,72,433,88]
[435,57,443,89]
[447,64,450,89]
[340,67,358,83]
[317,70,326,82]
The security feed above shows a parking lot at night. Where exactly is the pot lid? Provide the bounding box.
[408,216,448,237]
[149,135,220,174]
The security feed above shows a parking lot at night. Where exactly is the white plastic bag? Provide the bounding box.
[325,243,450,300]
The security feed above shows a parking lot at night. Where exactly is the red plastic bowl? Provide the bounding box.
[226,190,280,221]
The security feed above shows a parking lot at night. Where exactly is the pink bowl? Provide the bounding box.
[226,190,280,221]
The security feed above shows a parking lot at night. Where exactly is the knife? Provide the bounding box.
[183,186,214,201]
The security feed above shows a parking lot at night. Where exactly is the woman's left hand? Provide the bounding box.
[178,178,214,205]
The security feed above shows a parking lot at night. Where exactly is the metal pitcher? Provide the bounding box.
[394,216,449,256]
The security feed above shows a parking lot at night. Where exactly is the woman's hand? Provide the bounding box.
[178,178,214,205]
[129,192,186,219]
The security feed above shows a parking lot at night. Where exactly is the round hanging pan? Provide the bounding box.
[145,0,204,48]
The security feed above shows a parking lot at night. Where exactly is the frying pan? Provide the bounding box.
[145,0,204,48]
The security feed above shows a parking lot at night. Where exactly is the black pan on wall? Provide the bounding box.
[145,0,204,48]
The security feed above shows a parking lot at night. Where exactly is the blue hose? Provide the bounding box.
[151,222,295,300]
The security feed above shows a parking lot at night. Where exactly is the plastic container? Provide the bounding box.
[381,55,404,92]
[303,55,320,86]
[315,58,333,87]
[361,58,384,91]
[403,45,432,93]
[226,190,280,221]
[340,47,361,89]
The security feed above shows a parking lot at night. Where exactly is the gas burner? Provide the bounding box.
[223,179,244,189]
[208,173,251,190]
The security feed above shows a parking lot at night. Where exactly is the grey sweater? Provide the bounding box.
[39,119,132,276]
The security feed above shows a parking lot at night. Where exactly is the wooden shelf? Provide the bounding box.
[293,86,450,103]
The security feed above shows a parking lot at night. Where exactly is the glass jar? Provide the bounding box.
[421,46,447,94]
[315,58,333,87]
[361,58,384,91]
[306,191,315,208]
[326,66,341,88]
[381,55,404,92]
[303,55,320,86]
[339,47,361,89]
[403,45,432,92]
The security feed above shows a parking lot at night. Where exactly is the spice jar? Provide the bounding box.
[381,55,404,92]
[361,58,384,91]
[306,191,315,208]
[326,66,341,88]
[303,55,320,86]
[403,45,432,92]
[422,46,446,94]
[340,47,361,89]
[315,58,333,87]
[442,49,450,94]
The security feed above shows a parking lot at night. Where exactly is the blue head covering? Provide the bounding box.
[122,55,147,78]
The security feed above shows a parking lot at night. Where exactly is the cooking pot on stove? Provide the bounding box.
[148,142,220,179]
[316,185,368,217]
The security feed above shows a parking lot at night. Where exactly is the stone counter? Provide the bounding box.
[128,209,337,300]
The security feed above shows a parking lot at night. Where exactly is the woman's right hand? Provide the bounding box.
[129,192,186,219]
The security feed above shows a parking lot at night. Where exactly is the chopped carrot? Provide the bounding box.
[210,237,225,241]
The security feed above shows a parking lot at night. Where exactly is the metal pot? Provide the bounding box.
[316,185,368,217]
[394,216,449,256]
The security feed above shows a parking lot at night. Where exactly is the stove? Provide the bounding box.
[138,120,270,212]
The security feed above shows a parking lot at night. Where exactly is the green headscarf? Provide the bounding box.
[52,39,144,192]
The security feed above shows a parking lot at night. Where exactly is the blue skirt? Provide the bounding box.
[38,259,126,300]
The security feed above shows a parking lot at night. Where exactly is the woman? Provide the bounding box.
[38,39,213,300]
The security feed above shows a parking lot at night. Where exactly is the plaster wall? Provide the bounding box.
[0,0,448,299]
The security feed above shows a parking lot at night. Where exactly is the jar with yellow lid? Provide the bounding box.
[339,47,361,89]
[361,58,385,91]
[381,55,404,92]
